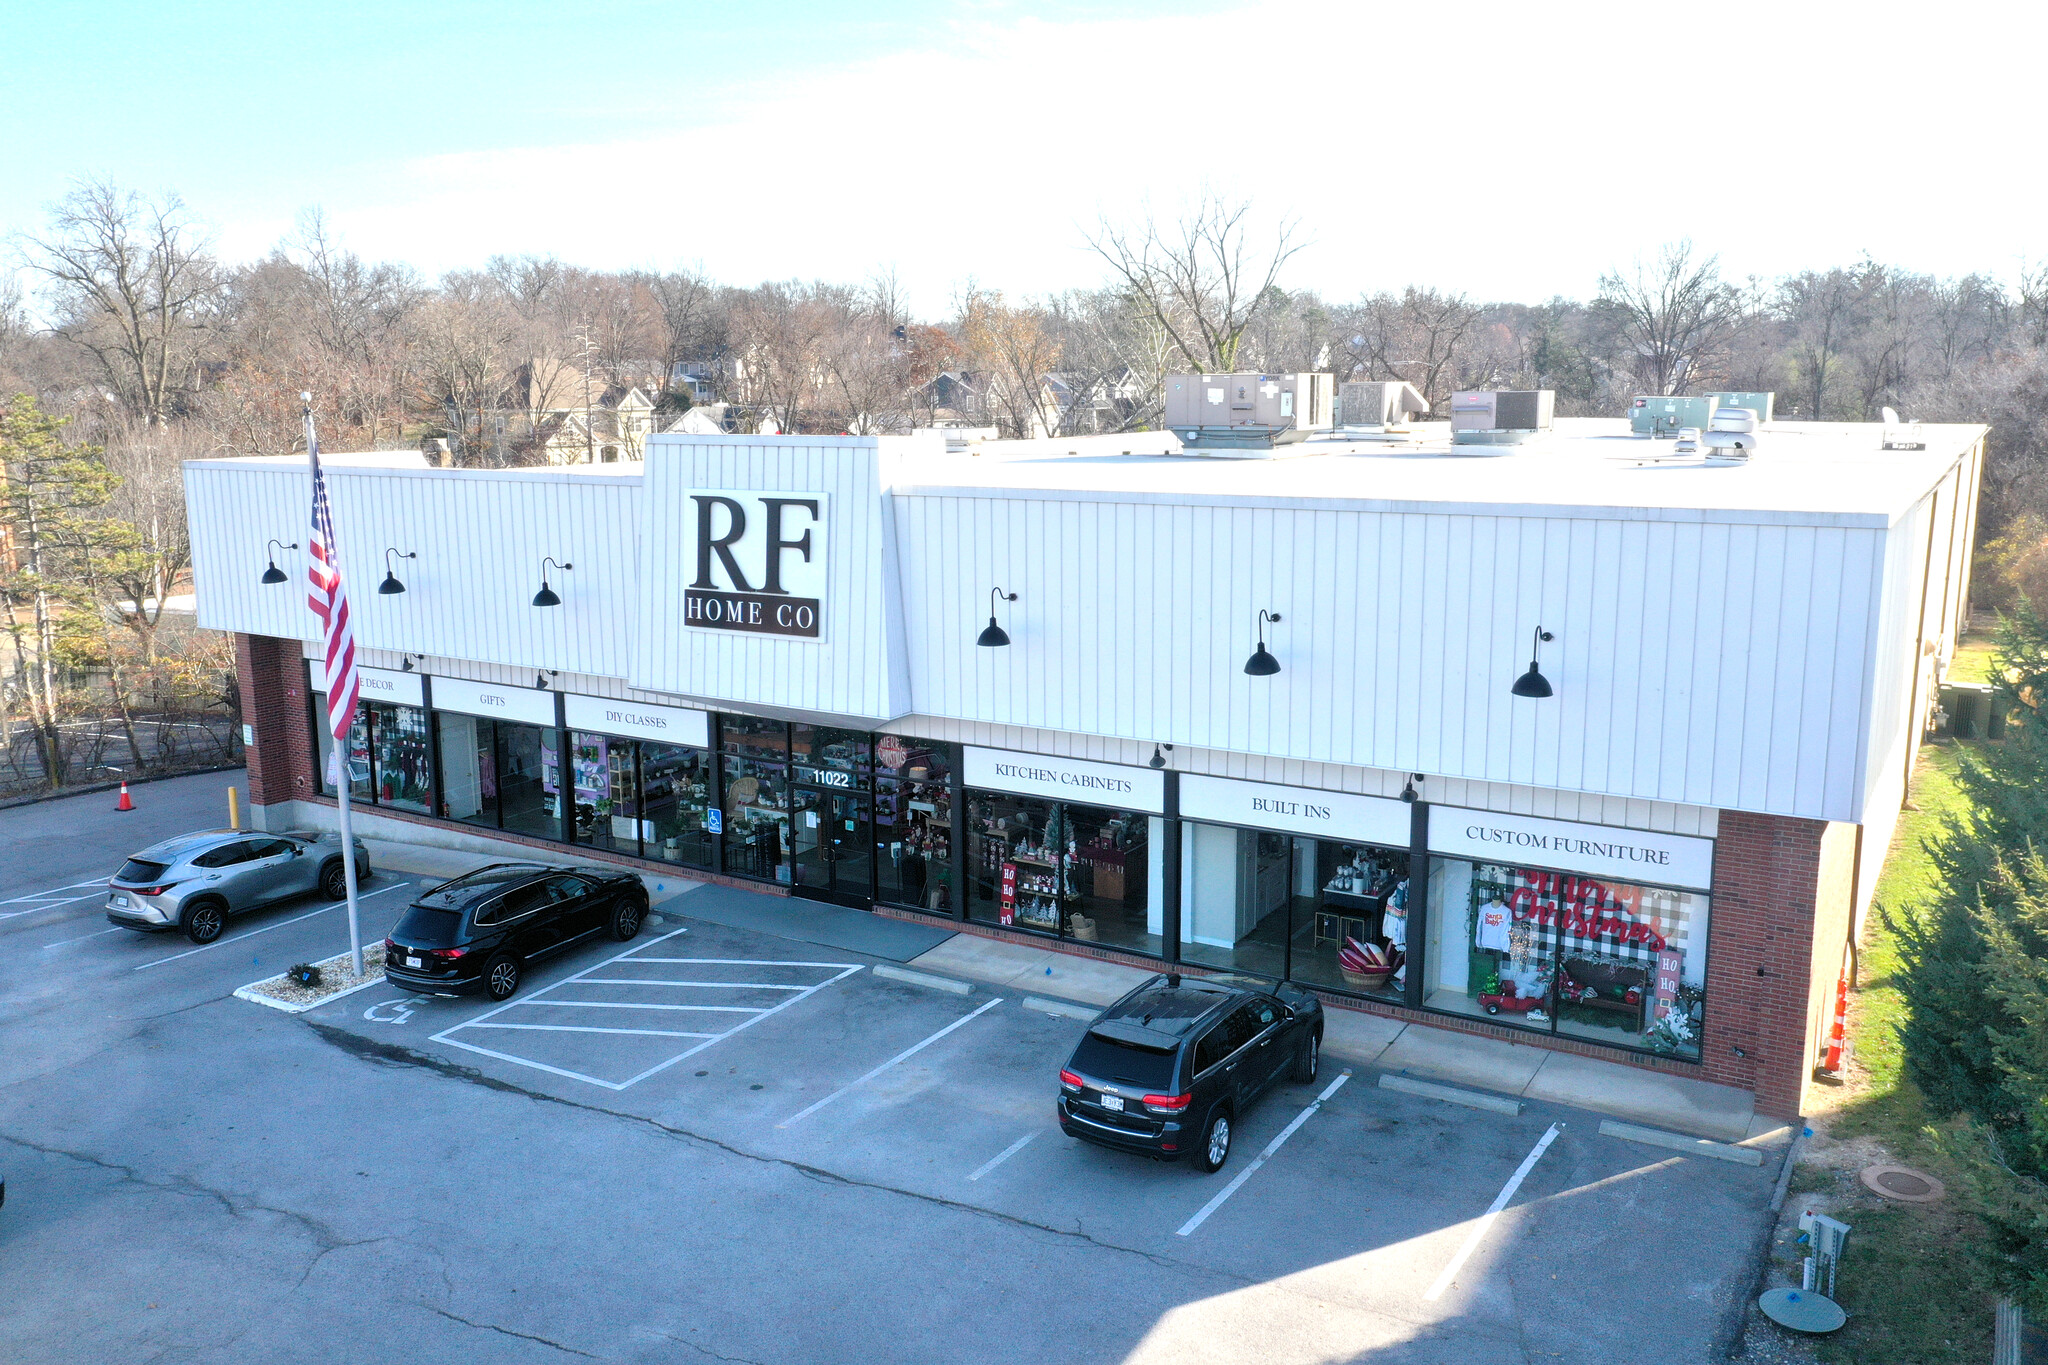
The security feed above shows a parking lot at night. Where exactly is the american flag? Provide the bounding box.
[305,418,360,769]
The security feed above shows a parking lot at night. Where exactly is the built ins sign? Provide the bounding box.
[683,490,828,640]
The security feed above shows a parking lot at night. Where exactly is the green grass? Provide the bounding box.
[1805,740,1996,1363]
[1946,636,1999,684]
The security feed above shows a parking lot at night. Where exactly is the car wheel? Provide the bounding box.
[1292,1031,1320,1083]
[483,954,521,1002]
[1195,1109,1232,1174]
[182,899,226,945]
[609,895,646,942]
[319,860,349,901]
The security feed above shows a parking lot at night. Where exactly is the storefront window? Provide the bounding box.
[968,793,1155,949]
[571,732,639,853]
[1178,828,1407,999]
[643,743,714,869]
[314,696,429,812]
[722,715,789,761]
[875,737,954,913]
[437,712,494,826]
[499,724,559,839]
[722,755,790,882]
[1425,859,1707,1060]
[792,724,870,785]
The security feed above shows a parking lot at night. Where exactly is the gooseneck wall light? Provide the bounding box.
[260,539,298,585]
[533,557,574,607]
[534,669,558,691]
[977,587,1019,647]
[1243,610,1283,676]
[1511,626,1557,698]
[1400,773,1424,803]
[1148,743,1175,770]
[379,548,416,595]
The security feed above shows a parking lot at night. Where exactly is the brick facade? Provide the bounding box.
[237,633,316,813]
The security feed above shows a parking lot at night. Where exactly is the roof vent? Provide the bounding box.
[1165,373,1334,456]
[1339,381,1430,431]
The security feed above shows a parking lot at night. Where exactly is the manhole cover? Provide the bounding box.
[1759,1287,1846,1334]
[1860,1163,1945,1203]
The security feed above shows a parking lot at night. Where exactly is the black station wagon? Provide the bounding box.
[383,863,649,1001]
[1058,974,1324,1173]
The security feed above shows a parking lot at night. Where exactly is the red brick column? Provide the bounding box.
[235,634,316,814]
[1703,810,1833,1118]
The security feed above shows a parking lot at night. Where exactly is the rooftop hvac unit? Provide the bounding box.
[1165,373,1334,454]
[1339,381,1431,429]
[1449,390,1554,446]
[1630,395,1716,437]
[1708,391,1775,423]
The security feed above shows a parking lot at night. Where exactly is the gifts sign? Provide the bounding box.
[1000,862,1018,926]
[1654,950,1683,1021]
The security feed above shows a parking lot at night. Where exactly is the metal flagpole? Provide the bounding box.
[306,394,364,977]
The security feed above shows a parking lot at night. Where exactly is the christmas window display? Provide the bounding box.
[1437,860,1707,1060]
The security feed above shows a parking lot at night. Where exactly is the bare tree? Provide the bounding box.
[955,286,1063,439]
[1596,240,1745,396]
[1777,268,1861,419]
[17,180,223,426]
[1084,194,1305,376]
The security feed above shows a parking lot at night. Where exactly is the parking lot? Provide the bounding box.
[0,773,1783,1364]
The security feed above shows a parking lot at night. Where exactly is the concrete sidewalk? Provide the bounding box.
[908,932,1773,1144]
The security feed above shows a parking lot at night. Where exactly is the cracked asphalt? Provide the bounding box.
[0,772,1781,1363]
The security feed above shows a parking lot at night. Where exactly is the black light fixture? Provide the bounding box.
[1148,743,1174,770]
[976,586,1019,647]
[379,547,416,595]
[1511,626,1557,698]
[533,556,573,608]
[1400,772,1423,803]
[399,654,418,672]
[1243,609,1282,676]
[260,539,297,585]
[534,669,557,690]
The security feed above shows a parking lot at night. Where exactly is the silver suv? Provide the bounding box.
[105,829,372,944]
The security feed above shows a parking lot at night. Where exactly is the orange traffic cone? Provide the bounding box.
[116,781,134,812]
[1821,970,1848,1075]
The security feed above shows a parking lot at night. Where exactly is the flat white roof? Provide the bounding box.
[893,418,1985,528]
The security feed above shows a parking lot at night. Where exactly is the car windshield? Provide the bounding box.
[1071,1030,1179,1091]
[116,858,169,884]
[392,905,463,947]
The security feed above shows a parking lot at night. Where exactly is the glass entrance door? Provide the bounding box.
[793,789,874,906]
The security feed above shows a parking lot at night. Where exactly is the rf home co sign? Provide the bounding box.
[683,490,828,640]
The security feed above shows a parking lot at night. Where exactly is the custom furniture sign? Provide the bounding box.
[562,693,711,748]
[1178,774,1411,847]
[683,489,829,640]
[430,675,558,727]
[963,747,1166,815]
[1428,806,1715,892]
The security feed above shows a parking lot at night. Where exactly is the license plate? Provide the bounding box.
[405,956,422,969]
[112,895,131,907]
[1099,1093,1124,1112]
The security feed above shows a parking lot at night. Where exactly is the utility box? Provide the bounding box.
[1450,389,1554,446]
[1631,395,1717,437]
[1708,391,1775,422]
[1166,373,1333,452]
[1339,380,1431,428]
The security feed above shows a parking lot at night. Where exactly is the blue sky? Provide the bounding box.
[6,1,2042,316]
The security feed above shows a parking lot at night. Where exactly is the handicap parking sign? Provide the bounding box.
[708,807,723,834]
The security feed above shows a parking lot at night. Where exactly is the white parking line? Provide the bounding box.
[777,997,1005,1129]
[968,1132,1038,1181]
[42,926,125,949]
[1177,1071,1351,1237]
[0,880,110,919]
[1423,1122,1563,1301]
[431,930,865,1091]
[132,883,410,971]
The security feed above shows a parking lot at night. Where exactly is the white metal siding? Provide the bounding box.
[894,496,1887,822]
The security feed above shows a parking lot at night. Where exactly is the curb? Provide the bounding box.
[1378,1073,1524,1115]
[872,964,972,995]
[1024,995,1098,1021]
[1598,1118,1765,1166]
[232,971,388,1015]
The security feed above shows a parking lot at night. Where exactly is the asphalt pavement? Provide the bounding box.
[0,771,1784,1363]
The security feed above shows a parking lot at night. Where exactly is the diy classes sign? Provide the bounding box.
[963,746,1165,815]
[1178,774,1411,847]
[1428,806,1715,892]
[683,490,829,640]
[562,694,711,748]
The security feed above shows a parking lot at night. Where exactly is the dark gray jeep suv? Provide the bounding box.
[1058,974,1323,1173]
